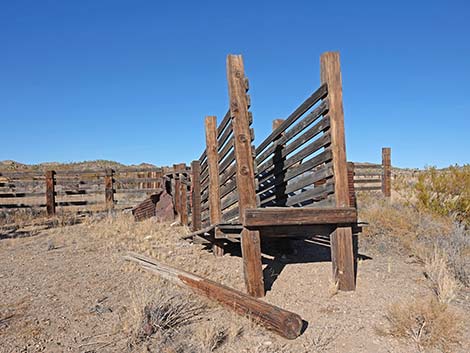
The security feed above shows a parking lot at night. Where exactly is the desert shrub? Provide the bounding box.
[382,297,463,353]
[415,165,470,226]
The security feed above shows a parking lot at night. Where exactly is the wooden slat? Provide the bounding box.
[216,110,231,137]
[354,185,382,191]
[256,102,329,165]
[244,207,357,227]
[353,178,382,184]
[115,177,162,183]
[227,54,264,297]
[0,192,44,198]
[217,121,233,152]
[257,131,331,176]
[218,138,234,163]
[256,83,328,155]
[221,190,239,211]
[285,182,334,206]
[352,163,382,169]
[221,206,239,223]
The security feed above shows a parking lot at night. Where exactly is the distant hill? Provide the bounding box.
[0,160,160,172]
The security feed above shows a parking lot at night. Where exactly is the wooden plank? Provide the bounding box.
[114,177,162,183]
[256,103,329,166]
[353,178,382,184]
[205,116,224,256]
[256,83,328,155]
[382,147,391,197]
[285,182,334,206]
[257,131,331,177]
[0,192,44,198]
[354,185,382,191]
[218,138,234,164]
[114,188,162,194]
[104,169,114,211]
[320,51,355,291]
[216,110,231,137]
[191,160,202,231]
[125,253,303,340]
[45,171,56,216]
[245,207,356,227]
[227,54,263,297]
[0,203,46,209]
[221,190,239,210]
[217,121,233,152]
[352,163,382,169]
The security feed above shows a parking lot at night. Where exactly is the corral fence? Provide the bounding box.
[0,167,166,215]
[349,147,392,198]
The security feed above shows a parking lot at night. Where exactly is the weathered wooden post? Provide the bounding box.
[320,52,355,291]
[205,116,224,256]
[347,162,356,208]
[227,54,264,297]
[191,160,202,231]
[45,170,56,216]
[105,169,114,211]
[382,147,391,197]
[179,165,189,226]
[173,164,181,219]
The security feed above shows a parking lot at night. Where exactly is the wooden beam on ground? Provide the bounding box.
[191,160,202,231]
[205,116,224,256]
[124,252,303,340]
[45,170,55,216]
[227,54,264,297]
[244,207,357,227]
[320,51,355,291]
[382,147,391,197]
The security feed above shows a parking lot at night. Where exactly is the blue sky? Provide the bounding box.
[1,0,468,168]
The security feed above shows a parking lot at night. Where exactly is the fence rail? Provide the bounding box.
[350,147,391,197]
[0,167,165,215]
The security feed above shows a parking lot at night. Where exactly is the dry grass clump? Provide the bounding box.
[381,297,463,353]
[420,248,461,304]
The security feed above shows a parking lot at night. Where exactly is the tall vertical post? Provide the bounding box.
[382,147,391,198]
[347,162,356,208]
[205,116,224,256]
[227,54,264,297]
[320,52,355,291]
[105,169,114,211]
[173,164,181,219]
[191,160,202,231]
[45,170,56,216]
[180,164,189,226]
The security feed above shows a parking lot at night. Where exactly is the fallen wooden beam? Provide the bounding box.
[124,252,303,339]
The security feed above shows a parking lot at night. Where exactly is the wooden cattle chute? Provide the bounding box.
[0,167,164,215]
[350,147,392,197]
[187,52,358,297]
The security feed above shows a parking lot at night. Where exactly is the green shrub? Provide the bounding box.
[415,165,470,226]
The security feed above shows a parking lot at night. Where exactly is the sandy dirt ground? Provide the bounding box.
[0,214,469,353]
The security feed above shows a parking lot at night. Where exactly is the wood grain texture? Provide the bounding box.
[227,54,264,297]
[320,51,355,291]
[205,116,224,256]
[105,169,114,211]
[125,252,303,339]
[244,207,357,227]
[382,147,391,197]
[45,171,56,216]
[191,160,202,231]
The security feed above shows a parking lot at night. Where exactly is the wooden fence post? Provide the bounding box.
[205,116,224,256]
[45,170,56,216]
[320,52,355,291]
[227,54,264,297]
[382,147,391,197]
[191,160,202,231]
[180,164,189,226]
[173,164,181,219]
[347,162,356,208]
[105,169,114,211]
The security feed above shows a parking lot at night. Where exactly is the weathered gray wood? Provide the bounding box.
[285,182,334,206]
[124,252,303,339]
[227,54,264,297]
[256,83,328,155]
[321,51,355,291]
